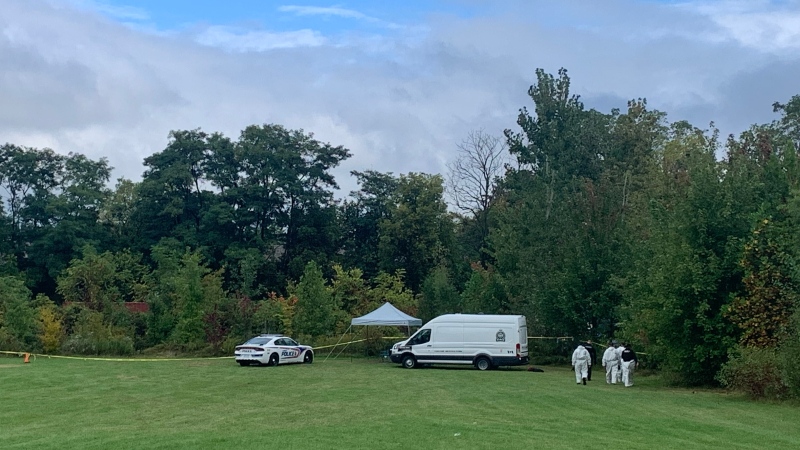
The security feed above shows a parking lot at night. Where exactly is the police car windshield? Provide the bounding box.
[245,337,272,345]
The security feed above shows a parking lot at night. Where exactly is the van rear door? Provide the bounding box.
[518,317,529,358]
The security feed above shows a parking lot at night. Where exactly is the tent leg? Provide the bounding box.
[324,325,352,362]
[334,326,358,360]
[334,339,352,360]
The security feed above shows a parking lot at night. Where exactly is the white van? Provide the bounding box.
[389,314,529,370]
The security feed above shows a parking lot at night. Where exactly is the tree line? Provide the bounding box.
[2,68,800,396]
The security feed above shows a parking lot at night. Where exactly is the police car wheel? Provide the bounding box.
[402,355,417,369]
[304,351,314,364]
[475,357,491,371]
[267,353,279,366]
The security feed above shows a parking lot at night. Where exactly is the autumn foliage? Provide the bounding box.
[726,219,797,348]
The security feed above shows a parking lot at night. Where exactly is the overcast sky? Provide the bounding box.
[2,0,800,194]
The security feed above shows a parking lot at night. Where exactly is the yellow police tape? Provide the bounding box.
[0,350,230,362]
[0,337,403,362]
[312,336,405,350]
[1,336,579,362]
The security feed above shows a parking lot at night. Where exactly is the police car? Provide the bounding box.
[234,334,314,366]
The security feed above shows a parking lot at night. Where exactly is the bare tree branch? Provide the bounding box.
[446,129,508,217]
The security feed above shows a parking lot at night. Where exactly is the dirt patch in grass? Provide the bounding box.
[184,361,212,368]
[116,374,140,380]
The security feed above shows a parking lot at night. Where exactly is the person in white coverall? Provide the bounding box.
[571,344,591,385]
[615,342,625,383]
[601,341,620,384]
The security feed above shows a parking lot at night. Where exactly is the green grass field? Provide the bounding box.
[1,355,798,449]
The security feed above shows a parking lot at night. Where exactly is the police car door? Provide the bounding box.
[276,338,301,362]
[283,337,304,362]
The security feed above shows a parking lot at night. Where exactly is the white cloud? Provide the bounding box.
[91,3,148,21]
[278,4,403,30]
[278,5,375,21]
[677,0,800,53]
[63,0,149,21]
[195,26,326,51]
[1,0,799,196]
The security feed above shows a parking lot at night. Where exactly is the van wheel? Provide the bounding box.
[402,355,417,369]
[475,357,491,371]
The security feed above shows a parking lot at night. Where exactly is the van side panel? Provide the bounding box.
[391,314,530,367]
[426,324,471,364]
[462,321,522,363]
[434,324,463,344]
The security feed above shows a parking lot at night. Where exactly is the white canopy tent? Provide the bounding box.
[351,302,423,327]
[325,302,422,361]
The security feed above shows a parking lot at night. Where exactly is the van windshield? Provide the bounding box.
[408,329,431,345]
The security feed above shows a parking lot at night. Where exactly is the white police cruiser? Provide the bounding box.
[234,334,314,367]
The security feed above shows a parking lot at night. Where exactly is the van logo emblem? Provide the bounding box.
[496,330,506,342]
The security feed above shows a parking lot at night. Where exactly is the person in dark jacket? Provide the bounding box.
[620,343,638,387]
[582,340,597,381]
